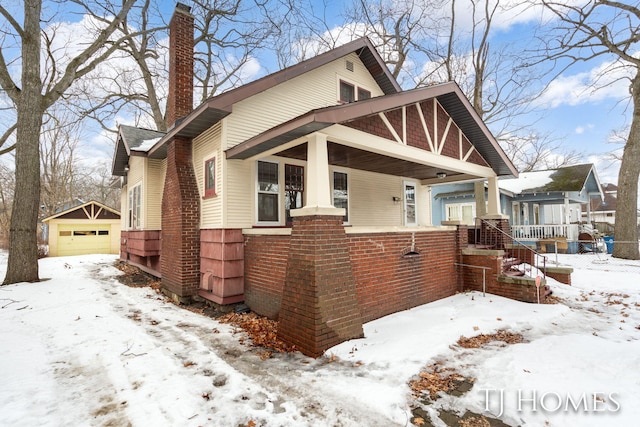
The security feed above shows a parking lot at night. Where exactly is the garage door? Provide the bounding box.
[57,224,111,256]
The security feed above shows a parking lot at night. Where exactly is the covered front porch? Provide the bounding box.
[221,83,517,356]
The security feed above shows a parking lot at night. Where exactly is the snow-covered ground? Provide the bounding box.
[0,250,638,426]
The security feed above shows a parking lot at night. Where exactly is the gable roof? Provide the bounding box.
[112,125,166,176]
[226,81,518,177]
[144,37,400,161]
[589,183,617,211]
[500,164,602,195]
[42,200,120,222]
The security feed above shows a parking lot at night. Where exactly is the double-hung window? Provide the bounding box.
[333,171,349,223]
[128,184,141,229]
[257,161,279,223]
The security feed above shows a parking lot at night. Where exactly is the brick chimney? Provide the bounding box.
[166,2,194,127]
[161,3,199,302]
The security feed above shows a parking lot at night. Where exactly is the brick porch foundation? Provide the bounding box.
[277,215,364,357]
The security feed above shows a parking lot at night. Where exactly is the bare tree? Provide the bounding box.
[39,111,84,220]
[0,161,13,248]
[68,0,287,133]
[538,0,640,260]
[501,132,581,172]
[0,0,137,285]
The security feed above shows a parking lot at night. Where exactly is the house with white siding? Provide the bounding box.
[111,3,520,357]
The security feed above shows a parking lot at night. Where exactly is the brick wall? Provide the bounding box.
[277,215,363,357]
[244,227,466,325]
[161,136,200,300]
[462,249,548,303]
[461,250,503,294]
[244,233,290,319]
[479,217,511,249]
[348,229,462,323]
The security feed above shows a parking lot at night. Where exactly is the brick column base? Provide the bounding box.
[480,216,511,249]
[277,215,363,357]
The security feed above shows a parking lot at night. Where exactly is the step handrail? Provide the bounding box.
[475,217,547,279]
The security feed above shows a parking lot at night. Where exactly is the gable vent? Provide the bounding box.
[345,60,354,72]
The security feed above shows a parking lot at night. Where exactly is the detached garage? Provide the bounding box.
[43,201,121,257]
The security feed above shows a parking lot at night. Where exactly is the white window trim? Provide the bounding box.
[331,168,350,225]
[128,183,142,230]
[403,181,418,226]
[337,74,371,103]
[512,202,521,225]
[445,202,476,225]
[255,160,281,226]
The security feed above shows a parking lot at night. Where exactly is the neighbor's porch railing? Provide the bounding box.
[511,224,580,241]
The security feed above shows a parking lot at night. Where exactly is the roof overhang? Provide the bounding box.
[226,82,518,179]
[145,37,400,161]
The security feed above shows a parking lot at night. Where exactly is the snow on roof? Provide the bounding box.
[499,169,555,194]
[130,137,162,152]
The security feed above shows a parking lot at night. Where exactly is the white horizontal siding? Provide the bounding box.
[348,169,404,226]
[145,158,165,229]
[225,53,385,149]
[193,123,223,228]
[223,159,253,228]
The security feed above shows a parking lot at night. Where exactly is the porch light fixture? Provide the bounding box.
[436,172,447,179]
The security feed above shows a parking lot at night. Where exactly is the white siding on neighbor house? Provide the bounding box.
[193,123,223,228]
[224,53,385,149]
[145,158,165,229]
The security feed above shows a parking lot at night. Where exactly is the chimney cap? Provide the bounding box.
[176,2,192,14]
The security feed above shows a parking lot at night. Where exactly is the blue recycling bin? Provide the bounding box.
[603,236,614,254]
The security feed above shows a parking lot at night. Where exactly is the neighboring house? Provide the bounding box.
[432,164,604,252]
[432,183,512,225]
[42,200,121,257]
[111,4,519,356]
[583,183,617,225]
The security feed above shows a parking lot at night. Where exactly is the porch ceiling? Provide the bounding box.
[277,142,467,181]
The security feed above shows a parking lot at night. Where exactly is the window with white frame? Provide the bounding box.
[257,161,279,223]
[512,202,521,225]
[404,182,417,226]
[128,184,141,229]
[445,203,475,225]
[333,171,349,223]
[339,79,371,103]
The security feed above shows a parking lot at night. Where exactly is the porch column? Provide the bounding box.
[298,133,342,214]
[486,176,502,216]
[564,192,570,224]
[277,132,362,357]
